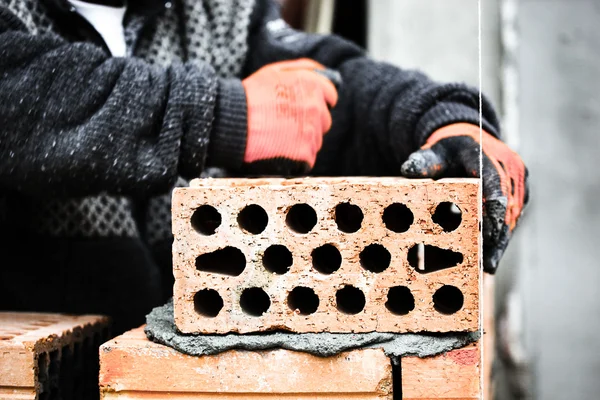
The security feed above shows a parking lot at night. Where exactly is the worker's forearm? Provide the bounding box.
[0,27,237,197]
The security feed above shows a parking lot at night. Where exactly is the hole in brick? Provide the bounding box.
[287,287,319,315]
[37,352,49,394]
[383,203,414,233]
[194,289,224,317]
[386,286,415,315]
[311,244,342,274]
[407,244,463,273]
[336,285,366,314]
[0,335,12,340]
[238,204,268,234]
[48,349,60,377]
[263,245,293,274]
[191,205,221,235]
[196,247,246,276]
[286,204,317,234]
[359,244,391,273]
[59,345,74,399]
[334,202,363,233]
[432,202,462,232]
[433,285,464,314]
[240,287,271,317]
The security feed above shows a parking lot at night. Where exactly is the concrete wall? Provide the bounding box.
[517,1,600,398]
[368,1,600,398]
[368,0,501,109]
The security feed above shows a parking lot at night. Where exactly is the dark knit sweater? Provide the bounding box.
[0,0,500,332]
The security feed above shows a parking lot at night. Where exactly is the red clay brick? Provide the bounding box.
[99,326,393,399]
[401,341,482,400]
[172,177,480,334]
[0,312,110,400]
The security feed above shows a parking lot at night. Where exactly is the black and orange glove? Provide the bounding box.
[401,123,529,273]
[242,59,339,175]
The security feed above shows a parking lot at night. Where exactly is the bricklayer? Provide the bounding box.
[172,177,480,334]
[0,312,110,400]
[99,327,393,399]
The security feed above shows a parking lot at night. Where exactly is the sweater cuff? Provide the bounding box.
[207,78,248,170]
[415,101,500,147]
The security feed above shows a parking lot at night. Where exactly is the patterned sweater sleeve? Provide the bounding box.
[244,0,501,176]
[0,5,247,197]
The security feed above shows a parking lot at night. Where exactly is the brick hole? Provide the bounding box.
[196,247,246,276]
[433,285,464,314]
[194,289,224,317]
[359,244,391,273]
[336,285,366,315]
[59,345,74,399]
[407,244,463,273]
[287,287,319,315]
[72,342,84,398]
[286,204,317,234]
[334,202,363,233]
[37,352,49,395]
[0,335,12,340]
[191,205,221,235]
[263,245,293,274]
[240,287,271,317]
[386,286,415,315]
[311,244,342,274]
[383,203,414,233]
[432,202,462,232]
[48,349,60,378]
[237,204,268,234]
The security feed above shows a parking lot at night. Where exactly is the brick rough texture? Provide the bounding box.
[172,177,480,334]
[0,312,110,400]
[99,326,393,399]
[401,341,482,399]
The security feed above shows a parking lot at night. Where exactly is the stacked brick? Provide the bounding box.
[99,327,394,399]
[99,327,482,399]
[99,176,485,399]
[0,312,110,400]
[171,177,481,334]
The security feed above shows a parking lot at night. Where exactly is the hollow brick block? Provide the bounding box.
[172,177,481,334]
[401,341,482,400]
[99,327,393,399]
[0,312,110,400]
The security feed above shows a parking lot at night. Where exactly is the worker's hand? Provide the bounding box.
[400,123,529,273]
[242,59,338,175]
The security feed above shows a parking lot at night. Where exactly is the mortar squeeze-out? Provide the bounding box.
[172,177,481,334]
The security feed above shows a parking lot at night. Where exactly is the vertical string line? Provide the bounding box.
[478,0,486,398]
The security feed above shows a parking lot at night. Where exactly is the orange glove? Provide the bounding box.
[401,123,529,273]
[242,59,338,175]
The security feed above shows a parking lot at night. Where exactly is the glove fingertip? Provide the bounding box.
[401,149,446,178]
[483,255,499,274]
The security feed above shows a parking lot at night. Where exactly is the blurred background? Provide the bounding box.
[279,1,600,399]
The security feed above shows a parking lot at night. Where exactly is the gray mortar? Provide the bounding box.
[145,301,480,364]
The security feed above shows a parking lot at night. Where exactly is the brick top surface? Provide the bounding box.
[0,312,108,348]
[172,177,481,334]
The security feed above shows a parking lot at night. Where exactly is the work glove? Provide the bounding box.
[242,59,339,175]
[400,123,529,273]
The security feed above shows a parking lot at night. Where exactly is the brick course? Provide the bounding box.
[0,312,110,400]
[99,327,393,399]
[172,177,480,334]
